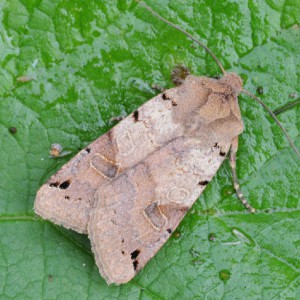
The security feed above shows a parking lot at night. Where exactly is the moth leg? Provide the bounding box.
[229,137,256,213]
[110,115,126,122]
[151,83,165,92]
[151,64,191,93]
[171,64,190,86]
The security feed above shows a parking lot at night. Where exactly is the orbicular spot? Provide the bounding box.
[116,131,135,156]
[90,153,118,179]
[166,187,190,204]
[144,202,167,231]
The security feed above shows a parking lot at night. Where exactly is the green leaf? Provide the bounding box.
[1,0,300,299]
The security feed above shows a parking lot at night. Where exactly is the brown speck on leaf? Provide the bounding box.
[289,92,297,99]
[257,86,264,94]
[17,75,36,83]
[9,127,17,134]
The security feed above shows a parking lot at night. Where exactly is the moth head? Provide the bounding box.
[221,73,243,94]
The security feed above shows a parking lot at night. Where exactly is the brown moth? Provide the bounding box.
[88,73,244,284]
[34,1,300,284]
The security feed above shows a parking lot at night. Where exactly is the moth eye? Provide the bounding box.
[85,147,91,153]
[167,228,172,234]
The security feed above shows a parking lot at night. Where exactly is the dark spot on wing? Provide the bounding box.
[131,249,140,260]
[49,182,59,188]
[133,260,139,270]
[167,228,172,234]
[85,147,91,153]
[198,180,209,186]
[162,93,170,100]
[59,180,71,189]
[133,110,139,122]
[171,100,177,106]
[219,151,226,157]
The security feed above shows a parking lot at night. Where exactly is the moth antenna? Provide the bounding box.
[242,89,300,160]
[273,98,300,115]
[135,0,226,75]
[137,1,300,160]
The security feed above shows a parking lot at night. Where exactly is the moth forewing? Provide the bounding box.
[34,74,242,233]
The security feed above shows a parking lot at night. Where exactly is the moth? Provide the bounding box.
[34,1,300,284]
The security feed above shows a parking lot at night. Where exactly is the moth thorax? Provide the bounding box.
[221,73,243,94]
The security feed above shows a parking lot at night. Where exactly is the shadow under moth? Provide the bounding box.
[34,1,300,285]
